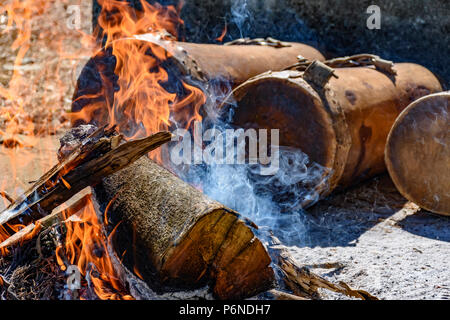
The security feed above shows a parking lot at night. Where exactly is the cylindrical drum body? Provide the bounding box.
[227,63,442,206]
[71,34,325,128]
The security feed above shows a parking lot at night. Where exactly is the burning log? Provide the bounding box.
[71,34,324,127]
[0,126,172,228]
[222,57,442,207]
[385,91,450,216]
[58,125,275,300]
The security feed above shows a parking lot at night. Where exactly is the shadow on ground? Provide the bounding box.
[298,174,450,248]
[397,210,450,242]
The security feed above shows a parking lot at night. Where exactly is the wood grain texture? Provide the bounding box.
[93,154,275,299]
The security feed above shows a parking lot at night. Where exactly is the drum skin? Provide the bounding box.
[385,91,450,216]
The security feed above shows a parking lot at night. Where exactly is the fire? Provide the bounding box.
[56,196,133,300]
[215,23,228,42]
[1,0,207,300]
[70,0,206,162]
[0,223,21,256]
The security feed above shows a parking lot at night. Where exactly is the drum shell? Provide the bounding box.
[71,34,325,127]
[227,63,442,203]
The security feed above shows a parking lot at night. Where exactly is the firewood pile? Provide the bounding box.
[0,0,448,301]
[0,123,383,300]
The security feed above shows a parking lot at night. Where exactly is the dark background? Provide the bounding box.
[92,0,449,88]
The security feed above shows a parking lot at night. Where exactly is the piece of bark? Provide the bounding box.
[58,125,275,300]
[269,235,377,300]
[266,289,308,300]
[0,126,172,228]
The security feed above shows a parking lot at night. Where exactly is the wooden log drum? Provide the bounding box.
[223,62,442,207]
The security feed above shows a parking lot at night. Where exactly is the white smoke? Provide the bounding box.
[167,89,330,245]
[230,0,252,38]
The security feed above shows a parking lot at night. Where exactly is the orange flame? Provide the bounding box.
[56,196,133,300]
[215,23,227,42]
[1,0,206,299]
[70,0,206,162]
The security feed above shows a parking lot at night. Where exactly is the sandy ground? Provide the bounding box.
[294,175,450,300]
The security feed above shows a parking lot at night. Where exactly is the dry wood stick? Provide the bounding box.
[0,194,91,251]
[0,128,172,227]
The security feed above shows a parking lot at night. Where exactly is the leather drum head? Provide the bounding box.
[385,92,450,216]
